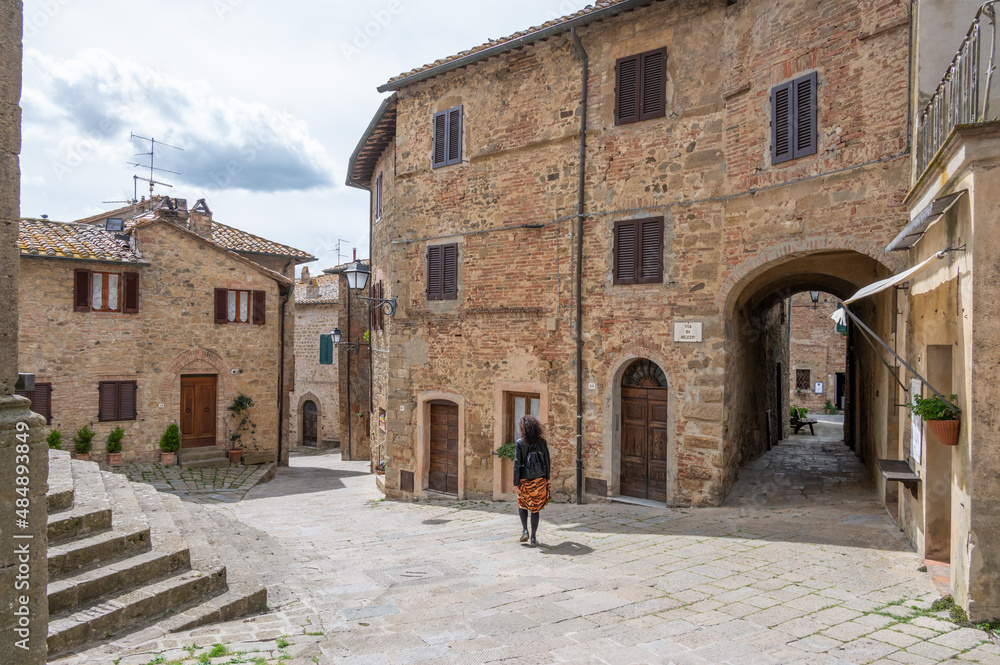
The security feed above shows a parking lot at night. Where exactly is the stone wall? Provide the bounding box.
[789,293,847,413]
[290,278,340,448]
[336,271,372,462]
[370,0,912,505]
[17,221,288,464]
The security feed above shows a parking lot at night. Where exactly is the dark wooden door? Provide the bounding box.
[303,401,318,446]
[429,402,459,494]
[180,375,217,448]
[620,386,668,502]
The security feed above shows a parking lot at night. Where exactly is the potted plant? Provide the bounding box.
[907,393,961,446]
[375,460,386,475]
[47,429,62,450]
[160,423,181,465]
[227,393,257,464]
[106,426,125,466]
[72,425,95,461]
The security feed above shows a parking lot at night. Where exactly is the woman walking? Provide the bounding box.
[513,414,551,547]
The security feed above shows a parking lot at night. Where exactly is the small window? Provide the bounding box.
[432,106,463,168]
[98,381,137,422]
[375,172,383,222]
[771,72,818,164]
[214,288,265,325]
[613,217,663,285]
[615,48,667,125]
[319,334,334,365]
[505,392,541,444]
[370,280,385,331]
[426,243,458,300]
[796,369,811,391]
[74,269,140,313]
[15,383,52,425]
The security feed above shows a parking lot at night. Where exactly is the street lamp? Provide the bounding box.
[810,291,821,308]
[344,259,397,317]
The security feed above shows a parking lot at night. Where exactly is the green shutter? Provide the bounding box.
[320,334,333,365]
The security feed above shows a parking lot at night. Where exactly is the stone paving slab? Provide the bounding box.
[60,444,1000,665]
[112,461,275,503]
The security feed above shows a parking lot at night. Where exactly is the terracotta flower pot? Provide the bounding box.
[107,452,123,466]
[74,452,90,461]
[160,452,176,465]
[927,419,960,446]
[229,449,243,465]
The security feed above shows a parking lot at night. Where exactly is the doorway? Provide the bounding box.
[620,359,669,503]
[429,402,459,494]
[180,375,217,448]
[303,400,318,447]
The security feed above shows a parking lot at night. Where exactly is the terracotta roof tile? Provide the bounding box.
[209,221,315,261]
[295,271,340,304]
[18,219,146,264]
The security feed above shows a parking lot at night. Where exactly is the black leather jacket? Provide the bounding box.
[513,437,550,485]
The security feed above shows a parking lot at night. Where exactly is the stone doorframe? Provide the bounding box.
[295,392,323,447]
[492,380,549,501]
[415,391,466,499]
[600,354,678,504]
[161,348,236,452]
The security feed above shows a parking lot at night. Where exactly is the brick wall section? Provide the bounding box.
[17,221,289,463]
[370,0,912,505]
[789,293,847,413]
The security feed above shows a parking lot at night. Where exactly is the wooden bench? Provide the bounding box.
[790,413,818,435]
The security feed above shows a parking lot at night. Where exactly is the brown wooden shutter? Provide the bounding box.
[377,280,384,330]
[123,272,140,314]
[614,221,637,284]
[98,381,118,421]
[252,290,266,325]
[369,282,377,330]
[772,81,794,164]
[427,245,442,300]
[639,48,667,121]
[442,244,458,299]
[615,55,640,125]
[793,72,818,159]
[638,217,664,283]
[432,111,447,168]
[375,172,383,221]
[446,106,462,165]
[120,381,137,420]
[74,269,92,312]
[214,288,228,324]
[33,383,52,424]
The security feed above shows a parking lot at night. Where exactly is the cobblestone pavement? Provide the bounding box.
[112,462,275,503]
[87,429,1000,665]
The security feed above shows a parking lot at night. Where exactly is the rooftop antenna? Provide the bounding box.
[129,132,183,199]
[334,239,352,265]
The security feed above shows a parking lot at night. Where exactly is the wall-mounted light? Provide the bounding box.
[343,259,397,317]
[331,327,360,353]
[810,291,821,307]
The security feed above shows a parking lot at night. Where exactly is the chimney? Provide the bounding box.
[300,266,311,284]
[189,198,213,238]
[153,197,189,227]
[353,248,357,261]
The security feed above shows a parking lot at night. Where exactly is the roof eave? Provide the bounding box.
[376,0,657,93]
[346,94,398,190]
[19,253,150,266]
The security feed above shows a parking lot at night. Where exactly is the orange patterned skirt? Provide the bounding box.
[517,477,550,513]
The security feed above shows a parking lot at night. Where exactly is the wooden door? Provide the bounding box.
[302,401,318,446]
[429,402,459,494]
[620,386,668,502]
[180,375,217,448]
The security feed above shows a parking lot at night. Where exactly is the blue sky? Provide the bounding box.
[20,0,591,270]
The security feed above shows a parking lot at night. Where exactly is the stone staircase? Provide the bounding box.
[46,450,266,658]
[178,446,230,468]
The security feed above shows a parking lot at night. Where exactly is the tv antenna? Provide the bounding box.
[129,132,183,199]
[334,239,352,265]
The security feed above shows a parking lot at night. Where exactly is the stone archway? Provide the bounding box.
[161,348,237,452]
[295,391,323,447]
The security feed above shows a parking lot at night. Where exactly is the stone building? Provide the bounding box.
[289,266,341,448]
[349,0,910,507]
[16,197,314,466]
[788,292,846,414]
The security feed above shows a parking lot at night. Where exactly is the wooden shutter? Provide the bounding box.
[793,72,818,159]
[616,54,640,125]
[427,245,442,300]
[375,172,383,221]
[74,269,92,312]
[639,48,667,121]
[252,290,266,325]
[98,381,118,421]
[214,288,228,324]
[432,111,447,168]
[772,80,794,164]
[377,280,384,330]
[442,244,458,299]
[638,217,663,283]
[16,384,52,424]
[446,106,462,166]
[319,334,333,365]
[120,381,137,420]
[614,221,637,284]
[123,272,140,314]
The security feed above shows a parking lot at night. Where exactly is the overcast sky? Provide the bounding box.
[20,0,591,272]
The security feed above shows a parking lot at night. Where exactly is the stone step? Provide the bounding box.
[47,565,227,656]
[47,524,151,579]
[47,459,113,544]
[180,457,231,469]
[46,450,75,514]
[179,447,230,467]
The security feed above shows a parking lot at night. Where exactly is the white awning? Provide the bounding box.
[844,252,944,305]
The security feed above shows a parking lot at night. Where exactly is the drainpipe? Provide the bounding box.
[277,259,294,466]
[345,279,352,462]
[571,27,588,506]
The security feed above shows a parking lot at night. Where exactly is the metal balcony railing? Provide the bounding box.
[917,1,999,175]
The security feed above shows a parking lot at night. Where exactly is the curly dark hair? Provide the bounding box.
[519,414,543,444]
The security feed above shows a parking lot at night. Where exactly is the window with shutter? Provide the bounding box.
[214,288,263,324]
[99,381,138,421]
[123,272,140,313]
[15,383,52,424]
[616,48,667,125]
[426,245,442,299]
[772,72,817,164]
[214,288,228,324]
[253,290,266,325]
[74,269,92,312]
[426,243,458,300]
[432,105,463,168]
[614,217,663,285]
[319,334,333,365]
[375,172,383,222]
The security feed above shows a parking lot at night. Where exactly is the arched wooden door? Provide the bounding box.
[620,360,669,502]
[429,401,459,494]
[302,401,318,447]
